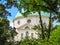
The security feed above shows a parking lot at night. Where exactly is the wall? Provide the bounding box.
[13,15,49,41]
[14,29,38,41]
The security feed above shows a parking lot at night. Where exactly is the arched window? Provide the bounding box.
[21,33,23,39]
[26,31,29,37]
[17,21,20,25]
[31,33,34,38]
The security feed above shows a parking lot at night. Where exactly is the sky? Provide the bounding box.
[7,6,18,22]
[7,6,18,27]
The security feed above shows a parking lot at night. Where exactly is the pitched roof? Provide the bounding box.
[15,12,22,18]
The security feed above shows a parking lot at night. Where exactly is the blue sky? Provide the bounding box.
[7,6,18,27]
[7,6,18,22]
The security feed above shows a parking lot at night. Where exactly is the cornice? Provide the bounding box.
[13,15,49,22]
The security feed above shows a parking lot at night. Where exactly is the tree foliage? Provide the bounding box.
[18,38,52,45]
[0,18,17,45]
[18,0,60,39]
[0,0,18,45]
[17,25,60,45]
[49,25,60,45]
[0,18,10,45]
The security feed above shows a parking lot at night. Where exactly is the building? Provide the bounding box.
[13,11,49,41]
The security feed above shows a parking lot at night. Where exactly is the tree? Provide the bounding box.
[42,0,60,39]
[0,18,10,45]
[0,17,17,45]
[32,23,48,39]
[49,25,60,45]
[18,37,53,45]
[5,27,18,45]
[18,0,60,39]
[0,0,18,45]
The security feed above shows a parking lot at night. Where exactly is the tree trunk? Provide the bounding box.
[38,12,45,39]
[48,11,52,39]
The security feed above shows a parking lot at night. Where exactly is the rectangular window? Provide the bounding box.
[31,33,34,38]
[26,31,29,38]
[21,33,23,39]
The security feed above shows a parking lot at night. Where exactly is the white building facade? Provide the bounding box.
[13,12,49,41]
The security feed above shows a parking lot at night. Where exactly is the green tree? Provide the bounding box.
[0,0,18,45]
[32,23,48,39]
[0,18,17,45]
[49,25,60,45]
[18,37,53,45]
[43,0,60,39]
[5,27,18,45]
[0,18,10,45]
[18,0,60,39]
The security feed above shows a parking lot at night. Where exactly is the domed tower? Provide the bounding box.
[13,11,50,41]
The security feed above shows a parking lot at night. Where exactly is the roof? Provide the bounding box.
[41,11,50,17]
[15,12,22,18]
[15,11,50,18]
[30,11,50,17]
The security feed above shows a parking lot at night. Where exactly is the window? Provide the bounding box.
[31,33,34,38]
[21,33,23,39]
[27,19,31,23]
[26,31,29,37]
[17,21,20,25]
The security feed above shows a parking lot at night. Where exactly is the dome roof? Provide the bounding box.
[15,11,50,18]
